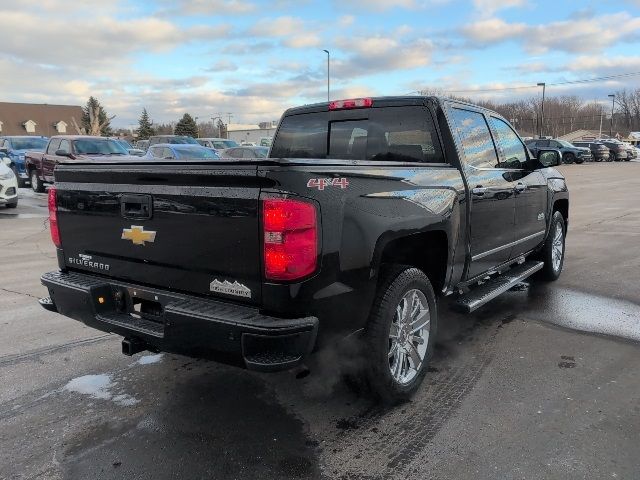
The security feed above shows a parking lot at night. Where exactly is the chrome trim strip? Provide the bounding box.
[472,230,545,262]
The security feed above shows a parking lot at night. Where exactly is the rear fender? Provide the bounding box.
[363,188,462,292]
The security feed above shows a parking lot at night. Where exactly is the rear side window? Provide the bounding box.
[450,108,499,169]
[270,107,444,163]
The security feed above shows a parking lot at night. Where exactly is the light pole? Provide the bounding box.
[322,49,330,102]
[194,116,200,138]
[537,82,546,138]
[608,94,615,138]
[211,116,222,137]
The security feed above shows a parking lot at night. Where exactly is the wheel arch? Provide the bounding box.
[553,198,569,227]
[376,230,450,294]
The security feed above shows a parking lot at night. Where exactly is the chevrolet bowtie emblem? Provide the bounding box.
[121,225,156,246]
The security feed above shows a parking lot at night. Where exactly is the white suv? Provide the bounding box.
[0,158,18,208]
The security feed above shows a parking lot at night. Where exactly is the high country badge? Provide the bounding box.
[210,279,252,298]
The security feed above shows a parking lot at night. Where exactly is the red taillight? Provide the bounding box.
[262,198,317,281]
[328,98,373,110]
[48,187,61,248]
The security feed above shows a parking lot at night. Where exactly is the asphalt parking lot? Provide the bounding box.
[1,162,639,480]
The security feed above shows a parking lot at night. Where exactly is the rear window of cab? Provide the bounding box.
[270,106,444,163]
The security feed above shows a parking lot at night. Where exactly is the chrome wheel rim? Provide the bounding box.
[388,289,430,385]
[551,224,564,272]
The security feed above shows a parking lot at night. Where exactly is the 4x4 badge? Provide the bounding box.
[121,225,156,246]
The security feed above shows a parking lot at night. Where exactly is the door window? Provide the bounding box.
[47,139,61,154]
[450,108,499,169]
[490,117,528,169]
[58,140,71,154]
[162,148,174,159]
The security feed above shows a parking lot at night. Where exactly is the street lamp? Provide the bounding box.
[322,49,330,102]
[537,82,546,138]
[194,116,200,138]
[608,94,615,138]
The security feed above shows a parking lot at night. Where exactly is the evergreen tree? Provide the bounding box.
[137,108,155,140]
[81,96,113,136]
[174,113,198,137]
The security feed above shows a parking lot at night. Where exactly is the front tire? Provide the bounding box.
[6,200,17,208]
[539,211,566,281]
[364,266,437,404]
[30,170,45,193]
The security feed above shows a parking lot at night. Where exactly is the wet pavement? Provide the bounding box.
[1,162,639,479]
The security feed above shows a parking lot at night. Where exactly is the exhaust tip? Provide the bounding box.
[122,337,146,356]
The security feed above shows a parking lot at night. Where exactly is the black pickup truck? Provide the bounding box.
[40,96,568,402]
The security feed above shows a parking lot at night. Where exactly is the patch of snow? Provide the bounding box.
[137,353,164,365]
[64,374,138,407]
[64,374,112,400]
[112,394,139,407]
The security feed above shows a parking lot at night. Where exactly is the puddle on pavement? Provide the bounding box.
[487,285,640,342]
[61,370,321,480]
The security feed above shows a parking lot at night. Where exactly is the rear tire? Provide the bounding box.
[30,170,45,193]
[563,153,575,164]
[363,266,437,404]
[538,211,566,281]
[6,201,17,208]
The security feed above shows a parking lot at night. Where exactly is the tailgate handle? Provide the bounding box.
[120,194,153,220]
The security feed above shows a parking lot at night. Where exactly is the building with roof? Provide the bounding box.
[624,132,640,146]
[0,102,83,137]
[227,121,278,145]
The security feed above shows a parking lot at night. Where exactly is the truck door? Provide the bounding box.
[448,106,516,279]
[43,138,61,182]
[489,116,548,257]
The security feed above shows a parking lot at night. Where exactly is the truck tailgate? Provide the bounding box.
[54,163,264,305]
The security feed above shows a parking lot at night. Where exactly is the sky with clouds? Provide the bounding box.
[1,0,639,128]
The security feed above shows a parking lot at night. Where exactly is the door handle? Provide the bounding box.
[472,186,488,195]
[514,183,526,192]
[120,194,153,220]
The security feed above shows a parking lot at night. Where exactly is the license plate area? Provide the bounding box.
[113,286,166,325]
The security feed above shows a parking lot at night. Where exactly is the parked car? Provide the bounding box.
[622,142,637,160]
[219,146,269,159]
[145,143,220,161]
[134,140,150,152]
[597,139,629,161]
[572,141,610,162]
[259,137,273,147]
[196,138,239,152]
[0,136,48,187]
[25,136,140,192]
[113,139,145,157]
[40,96,568,403]
[525,139,591,164]
[0,158,18,208]
[148,135,199,146]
